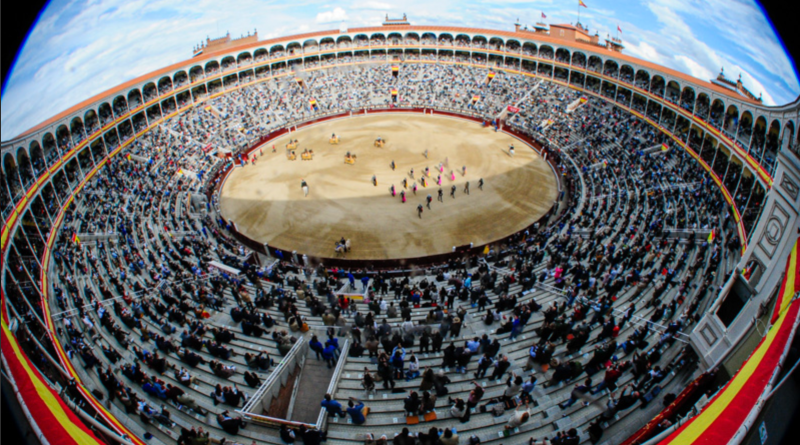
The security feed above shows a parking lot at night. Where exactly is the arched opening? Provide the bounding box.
[632,93,647,113]
[650,75,665,97]
[77,145,94,170]
[763,119,781,174]
[42,132,57,164]
[724,105,739,135]
[750,115,766,159]
[724,156,744,196]
[220,56,236,70]
[191,84,208,101]
[143,82,158,102]
[370,33,386,45]
[601,80,616,100]
[694,93,709,120]
[661,107,677,129]
[635,69,650,90]
[189,65,205,82]
[522,42,537,56]
[506,39,521,53]
[90,137,106,162]
[420,33,436,45]
[539,45,554,60]
[386,33,402,45]
[173,70,189,88]
[176,89,192,107]
[336,35,352,47]
[131,111,147,133]
[146,104,162,122]
[3,153,21,199]
[84,109,99,135]
[270,44,285,57]
[489,37,504,51]
[157,76,173,95]
[70,117,85,145]
[603,59,618,78]
[29,141,44,176]
[17,147,33,187]
[665,80,681,103]
[319,37,335,50]
[538,62,553,78]
[587,55,602,72]
[585,75,601,94]
[570,70,585,87]
[738,111,754,145]
[709,99,724,128]
[782,120,796,154]
[619,65,634,83]
[354,34,368,46]
[472,35,488,48]
[680,87,695,113]
[302,39,319,53]
[438,33,453,45]
[571,51,586,68]
[253,48,268,61]
[616,86,631,104]
[128,88,143,110]
[555,48,570,64]
[646,100,662,122]
[235,52,252,67]
[554,66,569,82]
[112,95,128,118]
[98,102,113,127]
[56,125,71,152]
[103,128,120,151]
[205,60,220,75]
[455,34,470,47]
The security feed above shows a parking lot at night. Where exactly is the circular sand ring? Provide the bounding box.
[219,111,558,261]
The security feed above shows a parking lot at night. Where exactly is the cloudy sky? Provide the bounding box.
[2,0,798,142]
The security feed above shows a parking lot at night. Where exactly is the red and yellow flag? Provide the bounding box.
[71,232,80,245]
[579,0,588,7]
[661,142,669,152]
[707,230,716,243]
[391,66,399,72]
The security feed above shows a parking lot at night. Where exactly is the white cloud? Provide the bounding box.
[316,7,348,23]
[351,1,392,10]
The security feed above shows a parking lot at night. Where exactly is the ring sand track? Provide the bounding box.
[220,113,558,260]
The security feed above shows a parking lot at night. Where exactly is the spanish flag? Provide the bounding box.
[661,142,669,152]
[204,106,212,111]
[71,232,80,245]
[126,153,131,161]
[483,245,490,255]
[295,77,304,87]
[487,72,495,84]
[472,95,481,103]
[708,230,716,243]
[177,168,183,175]
[391,66,399,72]
[309,99,318,111]
[742,264,753,280]
[391,89,398,96]
[579,0,588,7]
[579,96,588,104]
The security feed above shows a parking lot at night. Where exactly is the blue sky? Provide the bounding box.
[2,0,798,142]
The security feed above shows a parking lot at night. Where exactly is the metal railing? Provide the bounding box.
[239,338,307,417]
[315,339,351,430]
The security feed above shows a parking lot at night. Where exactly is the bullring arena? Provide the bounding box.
[2,14,800,445]
[221,114,557,259]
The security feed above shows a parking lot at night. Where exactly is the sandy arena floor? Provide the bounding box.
[220,114,558,260]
